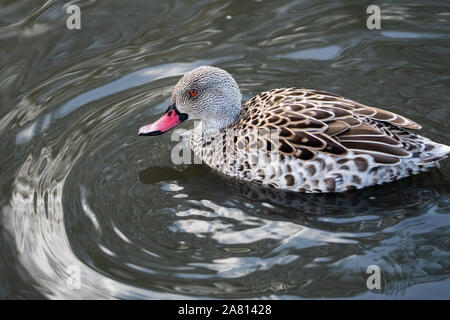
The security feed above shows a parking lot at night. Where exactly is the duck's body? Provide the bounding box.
[191,87,448,193]
[139,66,449,193]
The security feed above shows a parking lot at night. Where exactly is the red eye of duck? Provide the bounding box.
[189,89,198,97]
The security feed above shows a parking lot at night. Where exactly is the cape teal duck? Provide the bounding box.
[139,66,449,193]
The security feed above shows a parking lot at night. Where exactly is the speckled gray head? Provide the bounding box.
[138,66,242,136]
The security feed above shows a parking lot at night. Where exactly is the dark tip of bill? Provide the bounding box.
[138,130,163,136]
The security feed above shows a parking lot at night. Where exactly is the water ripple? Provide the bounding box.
[0,0,449,299]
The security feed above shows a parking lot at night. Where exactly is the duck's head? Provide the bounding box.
[138,66,242,136]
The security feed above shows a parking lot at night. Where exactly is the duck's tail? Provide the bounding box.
[421,142,450,164]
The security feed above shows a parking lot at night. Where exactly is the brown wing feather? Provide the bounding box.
[304,90,421,130]
[239,88,420,164]
[325,120,351,136]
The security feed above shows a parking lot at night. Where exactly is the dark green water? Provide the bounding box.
[0,0,449,299]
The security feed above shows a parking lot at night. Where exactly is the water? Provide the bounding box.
[1,0,449,299]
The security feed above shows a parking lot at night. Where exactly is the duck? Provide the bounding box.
[138,66,449,193]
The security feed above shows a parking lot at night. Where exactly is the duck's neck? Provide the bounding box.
[202,105,241,132]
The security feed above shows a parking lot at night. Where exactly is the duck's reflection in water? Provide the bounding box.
[138,165,449,216]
